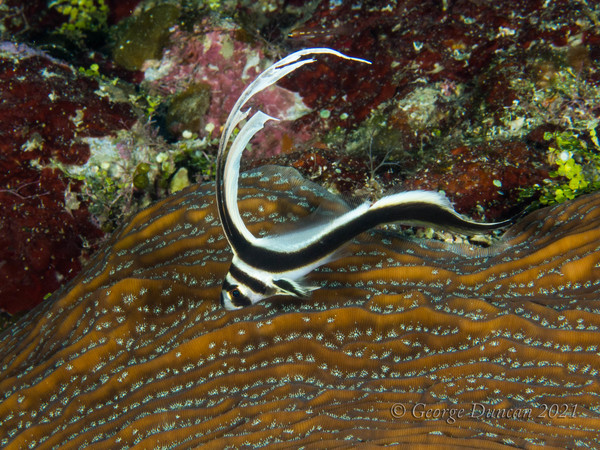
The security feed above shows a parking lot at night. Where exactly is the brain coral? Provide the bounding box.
[0,166,600,448]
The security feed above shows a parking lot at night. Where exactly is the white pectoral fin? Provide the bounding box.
[272,278,320,298]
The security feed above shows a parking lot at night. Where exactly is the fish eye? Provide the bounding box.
[225,286,252,308]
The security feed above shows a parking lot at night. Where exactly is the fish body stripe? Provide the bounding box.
[231,198,512,274]
[228,263,269,295]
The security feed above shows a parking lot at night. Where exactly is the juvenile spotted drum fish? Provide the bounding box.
[216,48,512,310]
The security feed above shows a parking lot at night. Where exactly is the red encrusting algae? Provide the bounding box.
[0,44,137,313]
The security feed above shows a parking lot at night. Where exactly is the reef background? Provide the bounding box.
[1,0,599,320]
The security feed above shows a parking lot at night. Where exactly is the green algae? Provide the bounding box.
[133,162,151,189]
[113,4,180,71]
[169,167,191,193]
[521,130,600,206]
[50,0,109,39]
[165,82,212,138]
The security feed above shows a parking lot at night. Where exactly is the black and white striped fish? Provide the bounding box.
[216,48,513,310]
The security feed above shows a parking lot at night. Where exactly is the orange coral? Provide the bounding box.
[1,167,599,447]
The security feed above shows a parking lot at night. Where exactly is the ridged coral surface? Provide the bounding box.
[1,167,599,448]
